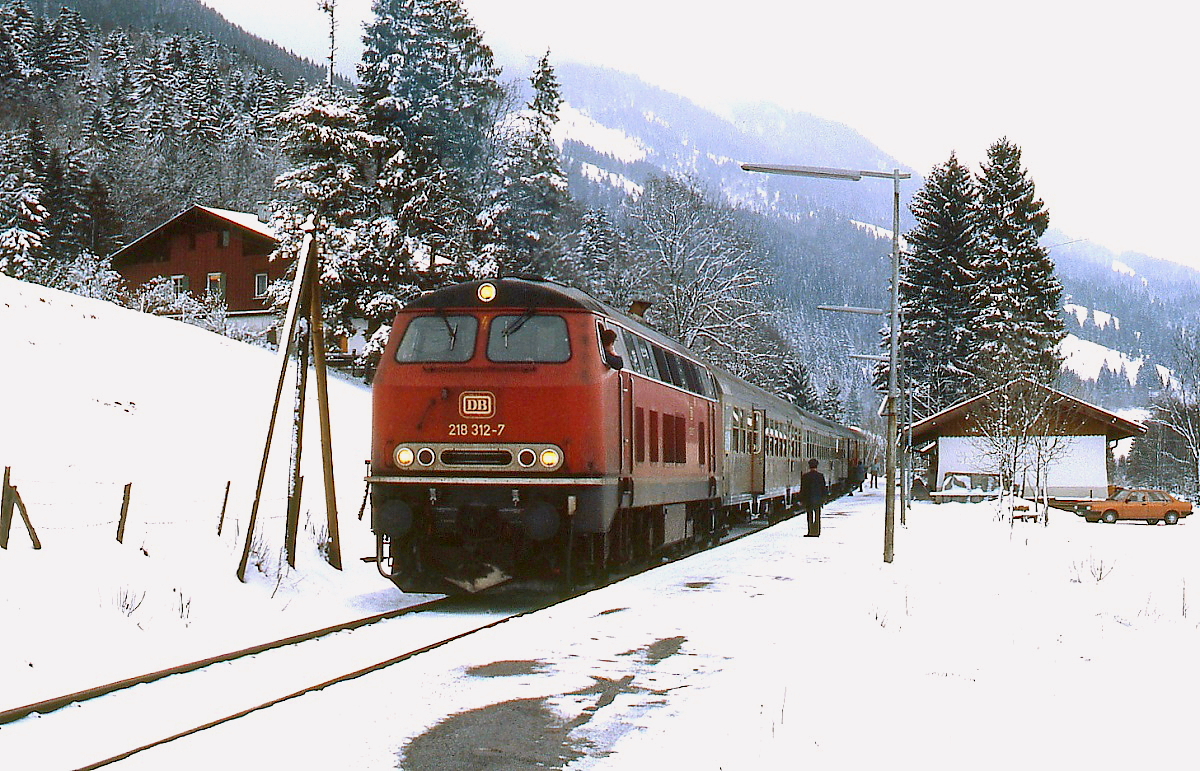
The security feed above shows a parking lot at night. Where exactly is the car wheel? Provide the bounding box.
[1102,510,1118,524]
[1166,511,1180,525]
[1146,519,1158,526]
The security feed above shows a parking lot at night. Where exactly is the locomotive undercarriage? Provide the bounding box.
[371,481,732,594]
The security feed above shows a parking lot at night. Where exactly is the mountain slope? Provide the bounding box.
[539,59,1200,408]
[53,0,333,84]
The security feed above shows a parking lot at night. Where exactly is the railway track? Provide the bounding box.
[0,515,780,770]
[0,594,547,771]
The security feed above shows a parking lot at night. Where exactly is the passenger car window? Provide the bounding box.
[395,315,478,362]
[488,314,571,362]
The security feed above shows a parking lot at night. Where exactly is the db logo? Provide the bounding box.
[459,391,495,418]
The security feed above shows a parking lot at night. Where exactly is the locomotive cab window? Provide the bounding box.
[488,313,570,363]
[395,315,478,363]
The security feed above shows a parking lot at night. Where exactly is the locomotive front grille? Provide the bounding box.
[441,449,514,466]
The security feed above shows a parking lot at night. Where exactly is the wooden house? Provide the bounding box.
[111,205,284,333]
[909,379,1145,500]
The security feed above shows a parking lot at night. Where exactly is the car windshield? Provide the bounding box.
[488,313,571,362]
[395,315,478,362]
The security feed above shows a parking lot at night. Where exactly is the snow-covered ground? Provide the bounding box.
[0,274,413,711]
[3,275,1199,769]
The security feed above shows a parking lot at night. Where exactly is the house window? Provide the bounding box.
[254,272,269,298]
[171,275,190,295]
[206,272,226,301]
[219,229,231,248]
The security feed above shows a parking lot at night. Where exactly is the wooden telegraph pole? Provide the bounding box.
[237,217,342,581]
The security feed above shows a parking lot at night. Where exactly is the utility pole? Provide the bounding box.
[238,218,342,580]
[742,164,910,563]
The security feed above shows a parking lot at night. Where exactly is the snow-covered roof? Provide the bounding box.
[195,206,276,241]
[909,377,1146,445]
[110,204,277,261]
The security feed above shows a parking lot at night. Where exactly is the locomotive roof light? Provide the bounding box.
[477,282,497,302]
[395,447,415,467]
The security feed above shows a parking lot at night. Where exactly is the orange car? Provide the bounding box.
[1074,488,1192,525]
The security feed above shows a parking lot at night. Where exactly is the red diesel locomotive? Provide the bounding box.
[369,278,864,593]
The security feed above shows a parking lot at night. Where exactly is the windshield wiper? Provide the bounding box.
[502,307,536,348]
[435,308,458,350]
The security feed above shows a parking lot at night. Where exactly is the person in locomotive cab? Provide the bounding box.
[800,458,827,537]
[600,327,624,370]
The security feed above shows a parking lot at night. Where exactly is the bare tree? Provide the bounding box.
[968,379,1086,523]
[1146,328,1200,496]
[623,175,775,380]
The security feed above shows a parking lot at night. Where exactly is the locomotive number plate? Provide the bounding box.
[448,423,507,437]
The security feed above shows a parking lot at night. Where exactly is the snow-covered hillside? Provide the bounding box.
[0,275,410,709]
[1059,333,1166,386]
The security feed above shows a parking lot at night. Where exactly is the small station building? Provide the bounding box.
[909,379,1146,500]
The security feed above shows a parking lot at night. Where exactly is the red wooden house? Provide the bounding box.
[111,205,286,331]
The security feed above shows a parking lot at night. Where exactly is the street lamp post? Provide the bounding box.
[741,163,910,563]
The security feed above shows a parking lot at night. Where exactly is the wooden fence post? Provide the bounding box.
[12,487,41,550]
[116,483,131,543]
[217,480,231,536]
[1,467,14,550]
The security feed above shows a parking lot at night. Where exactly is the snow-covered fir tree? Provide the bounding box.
[780,357,819,411]
[270,85,384,343]
[358,0,506,286]
[561,206,623,301]
[483,50,571,278]
[967,137,1064,386]
[899,152,979,414]
[818,380,844,422]
[0,122,49,281]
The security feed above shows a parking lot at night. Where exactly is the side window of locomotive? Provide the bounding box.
[395,315,478,362]
[664,351,688,388]
[682,359,706,395]
[634,336,660,379]
[488,314,571,363]
[620,329,645,374]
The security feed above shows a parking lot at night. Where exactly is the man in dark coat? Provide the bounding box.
[800,458,827,537]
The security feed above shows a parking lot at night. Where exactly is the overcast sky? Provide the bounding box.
[201,0,1199,267]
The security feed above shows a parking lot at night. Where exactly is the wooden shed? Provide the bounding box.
[909,379,1145,500]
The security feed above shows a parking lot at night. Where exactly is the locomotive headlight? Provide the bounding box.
[416,447,436,466]
[395,447,415,467]
[539,448,561,468]
[517,448,537,468]
[477,282,497,302]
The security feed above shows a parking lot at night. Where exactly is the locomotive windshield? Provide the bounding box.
[395,315,478,362]
[487,314,571,363]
